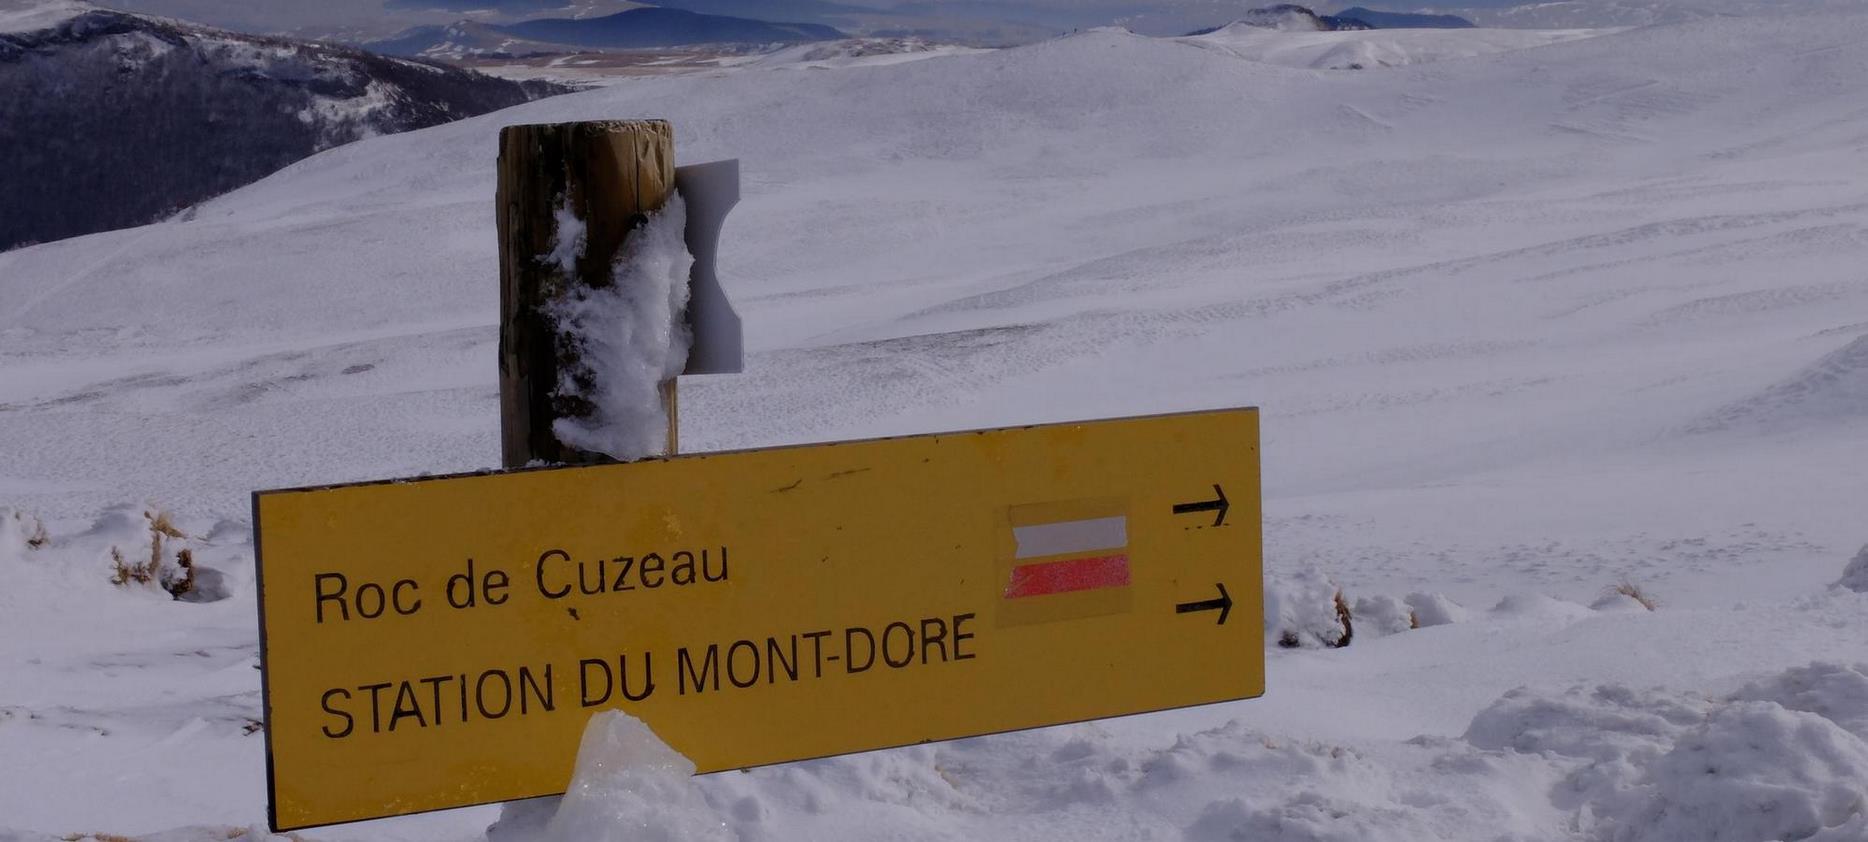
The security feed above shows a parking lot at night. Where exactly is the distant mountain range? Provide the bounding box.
[636,0,876,28]
[0,4,563,251]
[370,6,846,57]
[504,7,843,48]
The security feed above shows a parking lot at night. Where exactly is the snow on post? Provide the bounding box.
[496,119,684,468]
[546,195,693,461]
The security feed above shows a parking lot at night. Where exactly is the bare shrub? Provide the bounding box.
[1332,589,1354,648]
[4,509,49,551]
[108,509,196,599]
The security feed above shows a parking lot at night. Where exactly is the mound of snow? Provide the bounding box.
[1463,666,1868,841]
[1590,590,1653,613]
[1488,593,1595,622]
[1352,593,1413,637]
[1141,720,1556,842]
[1266,567,1349,647]
[486,710,730,842]
[1610,701,1868,842]
[0,508,47,564]
[1731,662,1868,741]
[1404,592,1468,627]
[1464,683,1709,762]
[1834,545,1868,593]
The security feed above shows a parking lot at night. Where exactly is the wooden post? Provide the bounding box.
[496,119,678,469]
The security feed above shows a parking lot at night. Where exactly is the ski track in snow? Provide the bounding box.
[3,10,1868,841]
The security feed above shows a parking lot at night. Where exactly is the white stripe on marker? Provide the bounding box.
[1013,516,1128,559]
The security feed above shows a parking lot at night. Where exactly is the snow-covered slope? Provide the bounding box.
[1182,21,1608,69]
[3,9,1868,841]
[746,37,989,70]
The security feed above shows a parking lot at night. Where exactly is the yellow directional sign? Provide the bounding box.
[255,407,1263,830]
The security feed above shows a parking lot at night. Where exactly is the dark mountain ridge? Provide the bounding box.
[633,0,875,28]
[1186,4,1375,35]
[1334,7,1476,28]
[0,6,564,251]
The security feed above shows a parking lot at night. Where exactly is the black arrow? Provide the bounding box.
[1176,583,1232,625]
[1172,484,1230,527]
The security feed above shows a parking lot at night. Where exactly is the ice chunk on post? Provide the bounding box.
[546,195,694,463]
[486,710,730,842]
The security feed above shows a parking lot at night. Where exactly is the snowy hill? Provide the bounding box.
[747,37,989,70]
[1182,21,1606,68]
[3,9,1868,841]
[0,1,563,251]
[1386,0,1868,29]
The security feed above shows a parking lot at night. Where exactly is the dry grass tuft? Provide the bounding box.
[170,547,197,598]
[108,509,195,599]
[6,509,49,550]
[108,545,162,587]
[1610,580,1658,611]
[1331,589,1354,648]
[145,510,185,541]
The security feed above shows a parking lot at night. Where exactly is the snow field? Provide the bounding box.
[3,9,1868,841]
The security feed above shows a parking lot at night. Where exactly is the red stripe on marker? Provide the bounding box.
[1003,554,1131,599]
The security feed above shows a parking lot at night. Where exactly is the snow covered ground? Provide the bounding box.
[3,10,1868,841]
